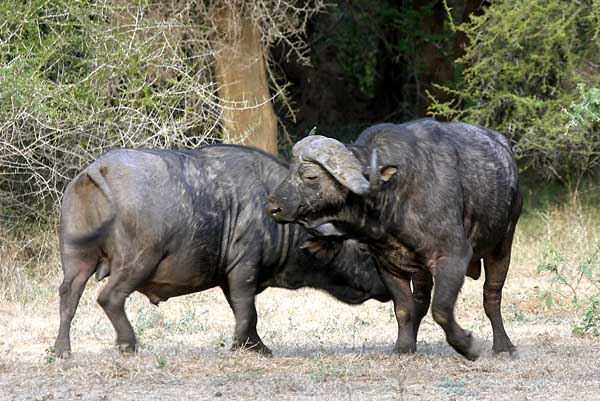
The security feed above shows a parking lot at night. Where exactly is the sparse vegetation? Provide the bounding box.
[537,242,600,336]
[155,353,168,369]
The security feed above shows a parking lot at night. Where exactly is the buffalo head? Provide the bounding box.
[267,135,397,233]
[291,237,391,304]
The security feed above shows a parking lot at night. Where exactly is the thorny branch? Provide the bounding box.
[0,0,323,221]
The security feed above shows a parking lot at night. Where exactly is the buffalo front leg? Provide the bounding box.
[430,244,479,361]
[483,241,517,356]
[412,269,433,342]
[223,266,272,356]
[379,270,416,354]
[53,250,96,358]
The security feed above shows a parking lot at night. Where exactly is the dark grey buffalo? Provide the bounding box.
[53,145,389,358]
[268,119,522,360]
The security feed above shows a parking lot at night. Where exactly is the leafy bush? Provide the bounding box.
[537,242,600,336]
[429,0,600,183]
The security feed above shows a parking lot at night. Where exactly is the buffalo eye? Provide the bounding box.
[300,172,319,183]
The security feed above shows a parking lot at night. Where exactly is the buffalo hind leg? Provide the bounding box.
[483,239,517,357]
[53,250,97,358]
[96,252,161,353]
[431,243,479,361]
[223,265,271,356]
[412,270,433,342]
[380,270,416,354]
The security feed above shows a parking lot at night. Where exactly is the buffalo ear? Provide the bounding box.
[299,239,340,261]
[380,165,398,182]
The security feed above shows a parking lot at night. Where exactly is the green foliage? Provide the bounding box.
[0,0,216,123]
[323,0,453,102]
[573,296,600,336]
[567,84,600,128]
[44,347,57,365]
[155,353,168,369]
[537,242,600,336]
[429,0,600,182]
[380,2,453,64]
[321,1,381,98]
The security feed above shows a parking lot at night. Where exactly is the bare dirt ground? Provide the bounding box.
[1,275,599,401]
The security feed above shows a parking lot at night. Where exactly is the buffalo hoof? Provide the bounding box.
[55,349,72,359]
[446,330,481,361]
[492,341,518,358]
[392,334,417,355]
[231,342,273,357]
[52,342,72,359]
[451,331,480,361]
[460,338,481,361]
[392,343,417,355]
[463,345,480,361]
[494,349,520,360]
[253,344,273,357]
[117,343,137,354]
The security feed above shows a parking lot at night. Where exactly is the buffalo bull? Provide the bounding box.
[268,119,522,360]
[53,145,390,358]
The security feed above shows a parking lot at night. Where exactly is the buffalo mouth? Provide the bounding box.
[270,213,297,223]
[267,199,301,223]
[305,222,347,238]
[299,214,347,237]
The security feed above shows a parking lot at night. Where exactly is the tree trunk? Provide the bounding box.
[214,8,278,154]
[415,0,455,116]
[454,0,488,57]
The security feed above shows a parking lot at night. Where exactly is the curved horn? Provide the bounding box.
[293,135,369,195]
[368,148,380,192]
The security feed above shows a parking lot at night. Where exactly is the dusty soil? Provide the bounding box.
[1,271,599,401]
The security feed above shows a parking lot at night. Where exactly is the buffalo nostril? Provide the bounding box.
[267,199,282,215]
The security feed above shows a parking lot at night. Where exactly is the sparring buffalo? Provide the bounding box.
[53,145,390,358]
[268,119,522,360]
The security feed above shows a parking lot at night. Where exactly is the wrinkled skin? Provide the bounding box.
[53,145,390,359]
[268,119,523,360]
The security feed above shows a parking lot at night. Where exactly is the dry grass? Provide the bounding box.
[0,189,599,401]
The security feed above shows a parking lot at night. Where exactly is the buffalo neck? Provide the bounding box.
[324,192,386,243]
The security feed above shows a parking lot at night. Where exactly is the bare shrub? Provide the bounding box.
[0,0,222,221]
[0,0,323,221]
